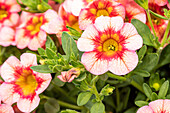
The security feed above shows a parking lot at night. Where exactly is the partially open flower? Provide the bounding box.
[137,99,170,113]
[0,53,52,112]
[77,16,143,75]
[79,0,125,30]
[58,68,80,82]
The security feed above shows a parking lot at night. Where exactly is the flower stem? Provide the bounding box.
[116,87,120,106]
[161,20,170,47]
[146,9,157,39]
[91,76,101,102]
[107,72,144,93]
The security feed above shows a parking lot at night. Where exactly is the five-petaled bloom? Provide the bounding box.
[78,0,125,30]
[137,99,170,113]
[77,16,143,75]
[0,53,52,112]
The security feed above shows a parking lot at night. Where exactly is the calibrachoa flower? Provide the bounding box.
[58,68,80,82]
[0,53,52,112]
[78,0,125,30]
[137,99,170,113]
[15,9,61,50]
[147,0,169,41]
[77,16,143,75]
[0,103,14,113]
[0,0,21,47]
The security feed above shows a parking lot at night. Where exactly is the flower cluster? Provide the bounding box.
[0,0,169,113]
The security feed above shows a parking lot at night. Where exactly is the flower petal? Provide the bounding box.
[109,50,138,75]
[15,29,30,49]
[9,4,21,12]
[155,0,168,6]
[137,106,153,113]
[120,23,139,40]
[163,99,170,112]
[0,83,20,105]
[35,73,52,94]
[149,99,163,112]
[17,94,40,112]
[94,16,124,32]
[77,37,95,52]
[20,53,37,67]
[0,104,14,113]
[41,9,65,34]
[81,52,109,75]
[1,56,21,82]
[123,35,143,50]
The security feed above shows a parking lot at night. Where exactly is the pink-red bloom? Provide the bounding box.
[58,68,80,82]
[78,0,125,30]
[0,53,52,112]
[137,99,170,113]
[0,0,21,47]
[77,16,143,75]
[15,9,60,50]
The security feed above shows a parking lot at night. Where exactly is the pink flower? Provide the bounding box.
[58,68,80,82]
[0,53,52,112]
[0,0,21,47]
[147,0,169,41]
[78,0,125,30]
[0,104,14,113]
[15,9,62,50]
[77,16,143,75]
[137,99,170,113]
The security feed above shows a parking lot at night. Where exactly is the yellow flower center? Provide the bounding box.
[151,14,161,25]
[103,39,118,52]
[15,69,38,96]
[26,16,44,35]
[0,9,8,20]
[96,9,109,17]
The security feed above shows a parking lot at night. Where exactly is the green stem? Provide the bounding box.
[116,87,120,107]
[91,76,101,102]
[161,20,170,47]
[107,72,144,93]
[146,9,157,39]
[52,81,77,104]
[57,100,84,110]
[40,95,84,110]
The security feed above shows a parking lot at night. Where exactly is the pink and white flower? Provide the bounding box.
[78,0,125,30]
[137,99,170,113]
[0,103,14,113]
[77,16,143,75]
[0,0,21,47]
[15,9,62,50]
[0,53,52,112]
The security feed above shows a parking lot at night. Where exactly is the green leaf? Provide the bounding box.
[53,75,65,87]
[38,48,46,56]
[31,65,53,73]
[77,92,93,106]
[158,45,170,68]
[44,98,60,113]
[163,9,170,19]
[90,102,105,113]
[158,80,169,99]
[151,92,158,101]
[61,109,79,113]
[134,0,148,9]
[131,19,155,47]
[133,70,150,77]
[21,0,40,10]
[135,53,159,72]
[46,36,57,52]
[137,45,147,61]
[46,47,57,59]
[135,101,148,107]
[143,83,152,100]
[149,10,168,20]
[66,26,81,39]
[37,0,52,12]
[61,32,79,61]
